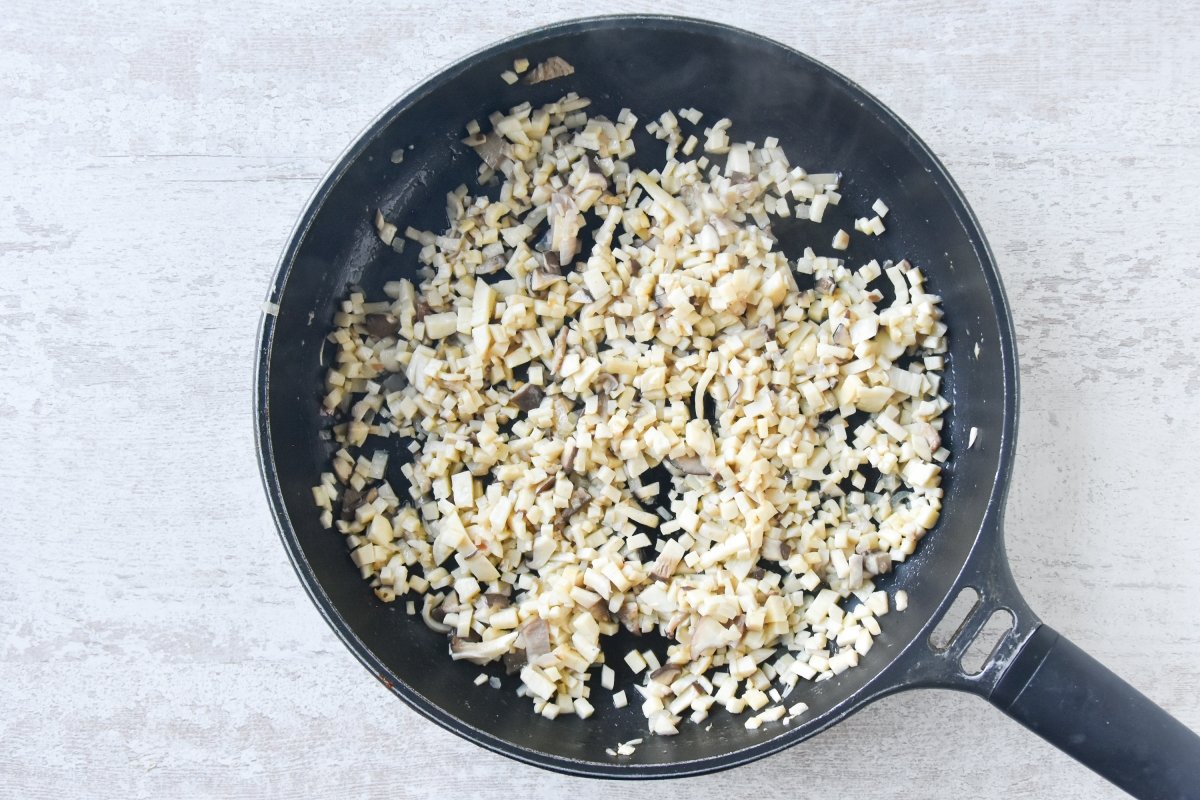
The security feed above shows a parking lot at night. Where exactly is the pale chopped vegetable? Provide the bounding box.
[313,90,949,738]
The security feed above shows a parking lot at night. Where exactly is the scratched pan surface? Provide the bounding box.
[256,14,1022,779]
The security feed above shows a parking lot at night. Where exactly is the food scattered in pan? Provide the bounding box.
[310,91,949,735]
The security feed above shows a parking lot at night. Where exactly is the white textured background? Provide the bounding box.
[2,2,1198,798]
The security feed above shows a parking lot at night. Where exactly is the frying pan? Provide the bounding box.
[254,15,1200,797]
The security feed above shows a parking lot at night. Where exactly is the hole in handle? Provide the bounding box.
[959,609,1014,676]
[929,586,979,650]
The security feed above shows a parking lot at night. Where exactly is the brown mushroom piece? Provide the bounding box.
[649,539,685,582]
[761,539,791,562]
[832,323,851,347]
[649,664,682,685]
[502,649,527,675]
[464,132,509,169]
[586,599,614,624]
[617,601,640,633]
[476,254,507,275]
[512,383,544,412]
[865,552,893,576]
[521,618,552,661]
[554,487,591,527]
[595,373,619,397]
[483,592,512,609]
[523,55,575,85]
[364,313,401,338]
[668,455,709,476]
[550,326,569,375]
[560,441,578,474]
[815,276,836,295]
[449,631,519,665]
[689,615,739,656]
[339,487,365,521]
[847,553,864,589]
[527,269,563,293]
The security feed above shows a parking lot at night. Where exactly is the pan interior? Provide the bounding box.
[259,16,1015,776]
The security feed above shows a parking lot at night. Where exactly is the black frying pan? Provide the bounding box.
[254,15,1199,797]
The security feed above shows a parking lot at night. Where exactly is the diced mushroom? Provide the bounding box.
[364,314,401,338]
[523,56,575,84]
[449,631,520,664]
[689,616,739,656]
[512,383,544,411]
[550,326,569,375]
[477,255,507,275]
[549,190,583,266]
[483,592,512,609]
[649,539,685,582]
[528,268,564,293]
[847,554,864,589]
[464,132,509,169]
[650,664,682,684]
[554,487,591,527]
[421,598,453,634]
[560,441,577,474]
[667,455,709,476]
[502,649,527,675]
[586,599,614,624]
[865,552,893,576]
[521,618,552,661]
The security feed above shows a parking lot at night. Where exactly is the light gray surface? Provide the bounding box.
[2,2,1198,798]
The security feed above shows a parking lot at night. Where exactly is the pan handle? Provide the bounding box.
[989,624,1200,800]
[890,528,1200,799]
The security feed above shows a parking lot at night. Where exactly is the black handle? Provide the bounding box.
[990,625,1200,800]
[883,527,1200,798]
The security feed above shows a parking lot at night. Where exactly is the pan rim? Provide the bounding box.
[253,13,1021,779]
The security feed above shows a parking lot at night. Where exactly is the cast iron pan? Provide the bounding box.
[255,15,1200,797]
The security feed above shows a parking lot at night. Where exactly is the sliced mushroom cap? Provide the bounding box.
[618,601,640,633]
[667,455,709,476]
[502,649,527,675]
[832,323,851,347]
[364,314,401,338]
[586,599,614,624]
[594,373,619,397]
[560,441,578,474]
[524,55,575,84]
[339,487,364,521]
[512,383,544,411]
[476,254,507,275]
[465,132,509,169]
[649,664,682,684]
[482,592,512,609]
[527,269,563,293]
[649,539,685,582]
[554,486,591,527]
[689,615,740,656]
[550,326,569,375]
[421,598,453,634]
[865,551,893,576]
[847,553,864,589]
[449,630,520,665]
[521,618,552,661]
